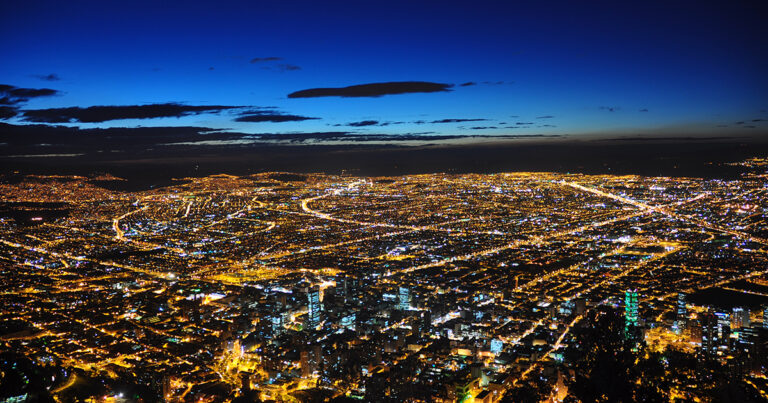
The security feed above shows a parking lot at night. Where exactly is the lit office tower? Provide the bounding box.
[714,311,730,340]
[398,287,411,310]
[271,313,284,337]
[677,293,687,320]
[701,312,718,354]
[732,307,749,329]
[624,290,639,327]
[624,289,639,343]
[764,306,768,329]
[676,292,687,331]
[307,286,322,330]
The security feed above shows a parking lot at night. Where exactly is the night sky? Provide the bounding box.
[1,0,767,146]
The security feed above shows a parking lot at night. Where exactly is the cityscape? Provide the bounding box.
[2,157,768,401]
[2,1,768,401]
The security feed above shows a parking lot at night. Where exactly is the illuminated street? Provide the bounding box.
[2,159,768,401]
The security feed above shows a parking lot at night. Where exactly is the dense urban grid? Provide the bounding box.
[2,158,768,402]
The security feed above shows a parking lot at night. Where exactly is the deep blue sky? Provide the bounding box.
[2,0,767,139]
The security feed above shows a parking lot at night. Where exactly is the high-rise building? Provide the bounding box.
[270,312,285,337]
[674,292,687,333]
[715,311,730,339]
[764,306,768,329]
[624,290,638,326]
[624,290,639,342]
[338,274,360,304]
[490,339,503,354]
[732,307,750,329]
[574,298,587,316]
[701,312,718,354]
[307,286,322,330]
[398,286,411,310]
[340,313,356,331]
[738,325,759,345]
[301,345,322,378]
[677,293,687,321]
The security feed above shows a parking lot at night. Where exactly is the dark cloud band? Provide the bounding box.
[346,120,379,127]
[287,81,453,98]
[234,112,318,123]
[250,57,282,63]
[20,103,241,123]
[0,84,61,107]
[32,74,61,81]
[431,118,487,124]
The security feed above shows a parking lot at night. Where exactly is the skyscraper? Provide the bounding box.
[307,286,322,330]
[398,286,411,310]
[677,293,687,320]
[270,313,284,337]
[675,292,687,333]
[701,312,718,355]
[764,306,768,329]
[624,290,638,326]
[732,307,749,329]
[624,289,639,342]
[715,311,730,339]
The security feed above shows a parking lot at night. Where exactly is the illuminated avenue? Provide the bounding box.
[2,158,768,402]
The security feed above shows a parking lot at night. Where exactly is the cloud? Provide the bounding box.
[431,118,487,124]
[250,57,301,72]
[468,126,498,130]
[459,82,477,87]
[250,57,282,63]
[277,64,301,72]
[0,122,570,155]
[516,122,534,125]
[735,118,767,125]
[0,84,61,105]
[599,106,620,112]
[287,81,453,98]
[639,108,649,112]
[32,73,61,81]
[0,106,18,119]
[0,122,234,150]
[250,132,526,143]
[6,87,59,98]
[21,103,241,123]
[235,110,318,123]
[536,115,554,119]
[346,120,379,127]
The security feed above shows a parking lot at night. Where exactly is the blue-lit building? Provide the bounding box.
[764,306,768,329]
[624,289,639,342]
[674,292,687,333]
[307,286,322,330]
[398,286,411,310]
[624,290,638,326]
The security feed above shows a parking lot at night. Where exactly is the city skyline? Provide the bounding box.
[3,1,768,402]
[2,165,768,401]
